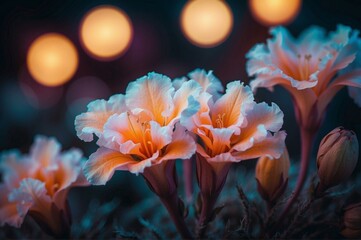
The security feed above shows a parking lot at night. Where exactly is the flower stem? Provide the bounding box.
[160,193,193,239]
[277,128,315,223]
[197,193,217,238]
[183,158,194,203]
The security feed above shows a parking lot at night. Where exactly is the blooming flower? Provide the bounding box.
[180,70,286,234]
[182,79,286,164]
[75,72,202,238]
[75,72,201,184]
[246,25,361,130]
[247,25,361,218]
[0,136,88,237]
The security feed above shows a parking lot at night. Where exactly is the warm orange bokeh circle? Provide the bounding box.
[181,0,233,48]
[80,5,133,60]
[249,0,301,26]
[27,33,78,87]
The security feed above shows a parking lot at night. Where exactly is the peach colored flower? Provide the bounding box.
[75,72,202,238]
[0,136,88,236]
[182,80,286,163]
[180,73,286,233]
[247,25,361,219]
[246,25,361,130]
[75,72,201,185]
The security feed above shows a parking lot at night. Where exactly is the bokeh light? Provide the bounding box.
[27,33,78,87]
[180,0,233,48]
[80,5,133,60]
[249,0,301,26]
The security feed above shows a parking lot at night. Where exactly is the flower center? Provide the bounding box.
[297,53,312,80]
[127,112,155,159]
[215,113,226,128]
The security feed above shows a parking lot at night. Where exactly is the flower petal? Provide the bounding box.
[318,69,361,113]
[158,125,196,162]
[53,149,88,209]
[180,92,212,132]
[149,121,173,151]
[75,94,126,142]
[101,113,142,155]
[232,131,287,161]
[232,101,283,151]
[207,152,238,163]
[126,72,175,124]
[0,185,23,228]
[8,178,52,220]
[30,136,61,169]
[212,81,254,131]
[169,79,202,126]
[188,69,224,99]
[0,150,32,188]
[83,147,137,185]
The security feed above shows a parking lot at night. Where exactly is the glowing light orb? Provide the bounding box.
[27,33,78,87]
[180,0,233,48]
[80,6,133,60]
[249,0,301,26]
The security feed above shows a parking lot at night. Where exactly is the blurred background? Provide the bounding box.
[1,0,361,230]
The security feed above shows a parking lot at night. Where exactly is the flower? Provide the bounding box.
[75,72,202,238]
[317,127,359,190]
[182,79,286,166]
[0,136,88,237]
[256,147,290,204]
[246,25,361,130]
[75,72,201,185]
[180,70,286,234]
[341,202,361,239]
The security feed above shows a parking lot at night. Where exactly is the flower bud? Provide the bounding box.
[341,202,361,239]
[256,148,290,203]
[317,127,359,190]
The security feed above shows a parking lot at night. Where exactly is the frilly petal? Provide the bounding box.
[30,135,61,169]
[188,69,224,99]
[150,121,173,151]
[8,178,52,221]
[169,79,202,126]
[0,150,32,188]
[232,131,287,161]
[101,113,142,155]
[212,81,254,131]
[318,69,361,113]
[75,94,126,142]
[125,72,175,124]
[53,149,89,209]
[158,125,196,162]
[83,147,137,185]
[0,185,23,228]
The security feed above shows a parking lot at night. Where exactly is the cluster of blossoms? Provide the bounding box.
[0,24,360,239]
[0,136,88,237]
[75,69,286,238]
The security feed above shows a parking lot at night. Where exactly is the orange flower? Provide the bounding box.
[0,136,88,237]
[75,72,202,238]
[247,25,361,130]
[75,73,201,184]
[180,72,286,234]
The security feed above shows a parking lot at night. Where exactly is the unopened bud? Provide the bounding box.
[341,202,361,239]
[317,127,359,190]
[256,148,290,203]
